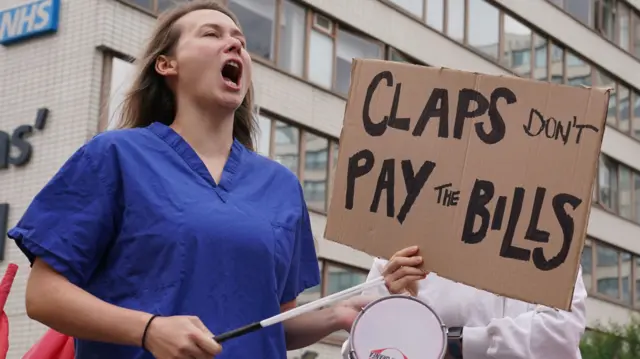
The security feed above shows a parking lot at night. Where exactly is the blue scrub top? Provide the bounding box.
[8,122,321,359]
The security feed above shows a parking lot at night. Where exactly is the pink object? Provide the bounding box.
[0,264,18,359]
[22,329,74,359]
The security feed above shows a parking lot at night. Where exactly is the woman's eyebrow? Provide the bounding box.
[198,23,245,40]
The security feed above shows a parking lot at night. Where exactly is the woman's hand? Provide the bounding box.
[382,246,428,296]
[144,315,222,359]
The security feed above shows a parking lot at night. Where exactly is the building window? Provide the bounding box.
[295,259,368,309]
[582,238,640,307]
[582,238,640,306]
[426,0,444,31]
[533,35,548,82]
[228,0,276,60]
[273,121,300,174]
[277,0,306,77]
[595,155,640,224]
[258,114,338,213]
[387,47,426,65]
[389,0,424,18]
[617,1,630,50]
[594,69,617,125]
[565,0,593,26]
[446,0,465,42]
[467,0,499,60]
[120,0,186,14]
[582,240,593,292]
[595,0,617,41]
[326,263,367,295]
[502,15,532,77]
[308,15,335,90]
[598,156,618,211]
[335,28,382,96]
[303,133,329,211]
[566,51,592,87]
[100,55,136,132]
[256,114,272,156]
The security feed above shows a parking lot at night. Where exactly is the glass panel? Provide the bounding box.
[298,261,322,305]
[308,30,334,89]
[601,0,616,41]
[335,29,381,96]
[303,133,329,211]
[390,0,423,18]
[326,265,367,295]
[619,165,632,219]
[329,142,339,205]
[618,2,630,50]
[389,49,410,63]
[621,253,632,304]
[633,91,640,140]
[468,0,498,60]
[447,0,464,42]
[594,69,616,125]
[565,0,592,26]
[157,0,179,13]
[228,0,276,60]
[596,245,619,299]
[533,34,547,81]
[598,156,618,210]
[273,121,299,174]
[256,115,272,156]
[581,241,592,292]
[127,0,152,11]
[426,0,444,31]
[636,257,640,306]
[635,13,640,58]
[635,173,640,223]
[278,0,305,77]
[566,51,591,87]
[549,42,563,84]
[107,57,137,131]
[503,15,531,77]
[618,85,630,133]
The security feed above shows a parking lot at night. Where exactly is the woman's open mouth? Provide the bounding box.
[221,59,242,91]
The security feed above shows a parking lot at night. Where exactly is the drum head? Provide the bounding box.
[350,296,446,359]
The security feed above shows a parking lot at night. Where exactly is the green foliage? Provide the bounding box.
[580,317,640,359]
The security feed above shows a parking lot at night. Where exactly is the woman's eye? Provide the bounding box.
[204,32,219,37]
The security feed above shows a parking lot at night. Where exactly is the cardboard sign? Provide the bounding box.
[324,59,609,310]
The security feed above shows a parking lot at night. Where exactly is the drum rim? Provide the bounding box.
[348,294,448,359]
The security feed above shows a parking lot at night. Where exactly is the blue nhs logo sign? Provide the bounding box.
[0,0,60,45]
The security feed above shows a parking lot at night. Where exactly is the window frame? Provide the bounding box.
[583,237,640,309]
[594,154,640,224]
[97,50,136,134]
[259,110,339,214]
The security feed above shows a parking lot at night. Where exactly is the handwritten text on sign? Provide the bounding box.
[325,59,608,309]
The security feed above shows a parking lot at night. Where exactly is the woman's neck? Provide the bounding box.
[171,103,235,158]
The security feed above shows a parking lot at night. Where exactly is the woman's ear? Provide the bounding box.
[155,55,178,77]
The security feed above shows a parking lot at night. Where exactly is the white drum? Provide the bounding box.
[347,295,447,359]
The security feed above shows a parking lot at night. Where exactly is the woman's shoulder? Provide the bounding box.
[80,127,155,160]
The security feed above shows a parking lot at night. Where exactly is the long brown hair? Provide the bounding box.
[116,0,257,150]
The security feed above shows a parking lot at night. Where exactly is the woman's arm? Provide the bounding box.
[26,258,151,346]
[281,300,343,350]
[460,267,587,359]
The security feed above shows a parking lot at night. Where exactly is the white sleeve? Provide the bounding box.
[341,258,392,359]
[462,266,588,359]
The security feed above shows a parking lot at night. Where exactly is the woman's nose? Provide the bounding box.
[223,38,242,55]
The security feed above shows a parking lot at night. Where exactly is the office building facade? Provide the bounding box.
[1,0,640,357]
